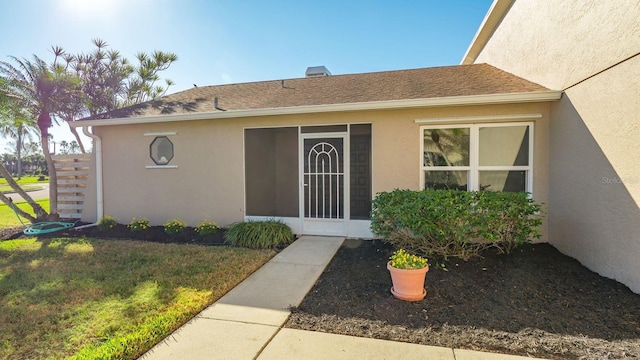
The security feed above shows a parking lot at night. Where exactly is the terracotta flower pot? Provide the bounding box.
[387,261,429,301]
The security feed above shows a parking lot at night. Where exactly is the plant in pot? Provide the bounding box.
[387,248,429,301]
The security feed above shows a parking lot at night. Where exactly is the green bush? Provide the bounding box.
[128,217,150,232]
[371,189,543,261]
[163,218,187,235]
[225,220,294,249]
[98,215,118,231]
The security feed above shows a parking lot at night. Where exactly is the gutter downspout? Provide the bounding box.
[75,126,103,229]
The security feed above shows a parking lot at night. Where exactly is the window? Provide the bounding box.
[421,123,532,193]
[150,136,174,165]
[349,124,372,220]
[245,127,299,217]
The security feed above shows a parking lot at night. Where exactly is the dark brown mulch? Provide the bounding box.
[286,239,640,360]
[0,223,228,245]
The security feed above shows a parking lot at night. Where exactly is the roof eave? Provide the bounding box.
[461,0,515,65]
[70,90,562,128]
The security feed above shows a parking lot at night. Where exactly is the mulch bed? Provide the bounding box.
[0,223,228,245]
[3,226,639,359]
[285,239,640,360]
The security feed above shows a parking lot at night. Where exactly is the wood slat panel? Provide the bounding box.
[51,154,91,161]
[58,179,89,186]
[54,161,91,169]
[57,204,85,210]
[58,190,86,195]
[53,155,93,218]
[59,212,83,219]
[58,195,85,201]
[55,171,89,177]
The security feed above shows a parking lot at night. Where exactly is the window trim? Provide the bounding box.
[420,122,534,193]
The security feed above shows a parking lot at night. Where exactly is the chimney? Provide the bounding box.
[305,66,331,77]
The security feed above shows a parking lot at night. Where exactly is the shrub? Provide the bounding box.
[473,191,543,253]
[225,220,294,249]
[164,218,187,235]
[98,215,118,231]
[128,217,150,232]
[371,189,543,261]
[195,220,220,236]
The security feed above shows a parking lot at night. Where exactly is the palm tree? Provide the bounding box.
[0,105,37,179]
[0,54,77,219]
[55,39,177,151]
[59,140,68,154]
[1,42,177,222]
[68,140,80,154]
[0,74,46,221]
[125,50,177,106]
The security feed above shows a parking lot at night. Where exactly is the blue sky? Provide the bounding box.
[0,0,492,151]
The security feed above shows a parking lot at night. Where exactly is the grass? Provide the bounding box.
[0,199,50,227]
[0,237,275,359]
[0,175,48,194]
[0,175,48,185]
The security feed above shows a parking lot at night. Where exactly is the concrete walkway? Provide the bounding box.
[140,236,548,360]
[3,183,49,202]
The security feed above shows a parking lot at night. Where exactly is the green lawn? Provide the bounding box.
[0,175,48,185]
[0,175,48,194]
[0,199,50,227]
[0,237,275,359]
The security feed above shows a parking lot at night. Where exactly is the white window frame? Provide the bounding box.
[420,122,534,193]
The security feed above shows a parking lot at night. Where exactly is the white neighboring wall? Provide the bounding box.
[465,0,640,293]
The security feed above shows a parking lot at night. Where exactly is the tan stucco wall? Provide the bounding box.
[474,0,640,90]
[83,102,551,240]
[547,56,640,293]
[471,0,640,292]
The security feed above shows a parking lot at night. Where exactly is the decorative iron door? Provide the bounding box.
[302,137,346,234]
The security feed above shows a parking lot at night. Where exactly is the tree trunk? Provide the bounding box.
[0,192,37,224]
[67,122,86,154]
[0,162,44,223]
[38,111,59,219]
[42,133,58,218]
[17,131,23,179]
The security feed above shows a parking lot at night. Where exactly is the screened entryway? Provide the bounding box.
[301,135,346,234]
[244,124,372,237]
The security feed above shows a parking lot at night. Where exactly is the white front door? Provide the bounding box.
[300,134,348,235]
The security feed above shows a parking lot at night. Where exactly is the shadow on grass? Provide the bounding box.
[0,237,273,359]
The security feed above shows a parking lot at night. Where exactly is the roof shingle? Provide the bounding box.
[95,63,549,119]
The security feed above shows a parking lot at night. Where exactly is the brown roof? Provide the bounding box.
[93,63,549,119]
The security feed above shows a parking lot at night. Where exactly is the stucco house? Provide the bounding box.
[72,64,558,238]
[460,0,640,293]
[71,0,639,293]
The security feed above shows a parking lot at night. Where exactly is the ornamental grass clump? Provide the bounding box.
[97,215,118,231]
[195,220,220,236]
[164,218,187,235]
[389,249,428,269]
[225,220,294,249]
[128,217,150,232]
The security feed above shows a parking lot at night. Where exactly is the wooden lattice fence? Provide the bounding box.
[52,154,92,219]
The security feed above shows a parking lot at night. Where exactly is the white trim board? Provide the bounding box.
[415,114,541,124]
[72,91,561,128]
